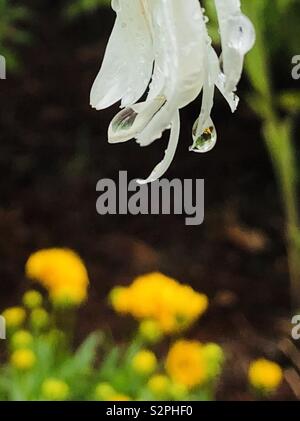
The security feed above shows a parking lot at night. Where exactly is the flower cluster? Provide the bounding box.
[25,248,89,306]
[110,272,208,333]
[0,248,284,401]
[90,0,255,183]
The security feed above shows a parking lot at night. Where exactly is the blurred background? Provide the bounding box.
[0,0,300,401]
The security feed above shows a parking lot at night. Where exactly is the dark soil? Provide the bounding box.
[0,1,299,401]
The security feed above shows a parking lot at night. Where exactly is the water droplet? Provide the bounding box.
[111,108,137,133]
[228,14,255,55]
[112,0,120,12]
[190,118,217,153]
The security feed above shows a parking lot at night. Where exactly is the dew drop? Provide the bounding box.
[228,14,255,55]
[111,108,137,133]
[190,118,217,153]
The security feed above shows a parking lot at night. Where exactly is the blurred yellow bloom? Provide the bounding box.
[139,320,163,343]
[248,359,283,393]
[30,308,49,329]
[110,272,208,333]
[109,287,131,314]
[2,307,26,329]
[25,248,89,306]
[11,348,36,370]
[165,340,207,389]
[41,378,70,401]
[23,290,43,309]
[49,285,88,307]
[94,382,116,401]
[108,394,131,401]
[11,330,33,349]
[148,374,170,397]
[132,349,157,376]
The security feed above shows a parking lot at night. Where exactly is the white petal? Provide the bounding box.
[195,45,219,141]
[136,100,177,147]
[90,0,153,110]
[137,111,180,184]
[215,0,255,93]
[216,70,239,113]
[148,0,206,107]
[137,0,206,147]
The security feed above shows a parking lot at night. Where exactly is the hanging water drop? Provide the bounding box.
[190,118,217,153]
[108,107,139,143]
[228,14,256,55]
[111,108,138,133]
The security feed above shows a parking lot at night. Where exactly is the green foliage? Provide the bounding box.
[0,0,32,71]
[242,0,300,309]
[63,0,111,20]
[205,0,300,309]
[0,286,224,401]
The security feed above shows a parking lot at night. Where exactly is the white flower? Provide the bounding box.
[90,0,255,184]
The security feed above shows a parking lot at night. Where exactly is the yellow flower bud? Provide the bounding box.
[41,378,70,401]
[2,307,26,329]
[23,290,43,309]
[132,350,157,376]
[202,343,224,380]
[148,374,170,397]
[11,349,36,370]
[11,330,33,349]
[139,320,163,344]
[30,308,49,329]
[248,359,283,393]
[94,382,116,401]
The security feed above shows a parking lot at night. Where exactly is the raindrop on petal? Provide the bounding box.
[190,118,217,153]
[228,14,256,55]
[111,108,138,132]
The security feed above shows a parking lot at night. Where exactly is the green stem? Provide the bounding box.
[244,0,300,311]
[263,117,300,311]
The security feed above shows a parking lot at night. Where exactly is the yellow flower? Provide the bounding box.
[165,340,207,389]
[109,287,131,314]
[25,248,89,306]
[108,394,131,401]
[11,330,33,349]
[94,382,116,401]
[148,375,170,397]
[132,350,157,376]
[49,285,88,307]
[2,307,26,329]
[110,272,208,334]
[23,290,43,309]
[30,308,49,329]
[139,320,163,343]
[11,349,36,370]
[248,359,283,393]
[41,378,70,401]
